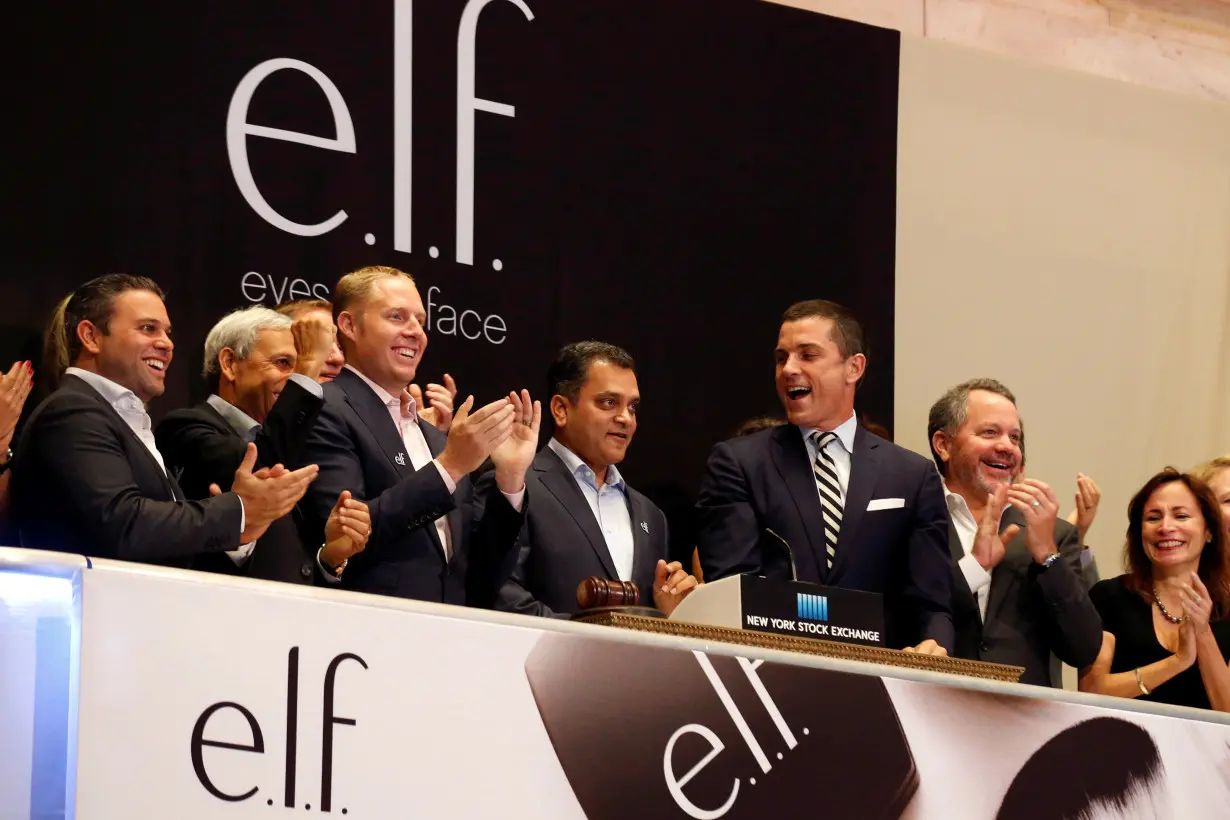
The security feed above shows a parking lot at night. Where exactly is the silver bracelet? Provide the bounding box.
[1134,667,1150,696]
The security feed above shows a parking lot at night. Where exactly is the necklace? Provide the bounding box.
[1153,586,1186,625]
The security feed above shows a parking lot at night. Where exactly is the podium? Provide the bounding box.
[575,574,1023,683]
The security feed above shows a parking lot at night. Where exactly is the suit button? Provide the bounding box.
[300,565,312,579]
[980,641,990,653]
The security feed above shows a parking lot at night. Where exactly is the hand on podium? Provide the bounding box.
[652,559,699,616]
[903,639,949,657]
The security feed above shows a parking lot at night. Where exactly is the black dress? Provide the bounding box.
[1089,576,1230,710]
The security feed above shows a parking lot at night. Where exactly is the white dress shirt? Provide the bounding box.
[944,481,995,621]
[548,438,635,582]
[800,413,859,502]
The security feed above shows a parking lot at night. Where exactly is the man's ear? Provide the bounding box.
[77,320,104,356]
[845,353,866,386]
[218,348,238,383]
[337,311,357,345]
[932,430,952,468]
[550,394,570,428]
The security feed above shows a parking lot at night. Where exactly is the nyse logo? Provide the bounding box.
[191,647,367,814]
[796,593,828,622]
[225,0,533,267]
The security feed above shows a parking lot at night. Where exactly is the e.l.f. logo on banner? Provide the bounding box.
[190,647,366,813]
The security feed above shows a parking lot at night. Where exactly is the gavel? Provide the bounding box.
[576,577,641,610]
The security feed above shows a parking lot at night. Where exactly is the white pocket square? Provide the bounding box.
[867,498,905,511]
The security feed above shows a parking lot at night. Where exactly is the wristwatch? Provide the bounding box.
[0,447,12,476]
[1039,552,1062,571]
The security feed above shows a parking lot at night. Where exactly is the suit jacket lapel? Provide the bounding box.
[769,426,829,578]
[62,375,179,501]
[947,517,982,622]
[336,369,413,479]
[422,420,459,564]
[984,505,1025,626]
[627,489,656,586]
[537,448,619,579]
[832,425,878,578]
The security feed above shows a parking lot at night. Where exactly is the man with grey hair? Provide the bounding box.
[157,306,371,584]
[928,378,1101,686]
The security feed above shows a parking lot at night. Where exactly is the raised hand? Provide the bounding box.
[436,396,514,483]
[1007,478,1060,563]
[971,483,1019,570]
[652,559,699,616]
[410,373,458,432]
[321,490,371,575]
[490,389,541,493]
[290,313,338,382]
[228,444,320,543]
[1065,473,1101,544]
[0,361,34,453]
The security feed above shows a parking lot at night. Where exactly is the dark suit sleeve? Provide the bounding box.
[25,392,243,561]
[1030,524,1104,668]
[906,466,956,650]
[467,475,530,610]
[256,377,324,469]
[155,414,248,499]
[696,440,763,581]
[300,401,456,568]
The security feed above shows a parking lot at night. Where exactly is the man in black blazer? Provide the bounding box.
[494,342,697,617]
[299,266,539,605]
[696,300,952,653]
[928,378,1101,686]
[156,306,371,584]
[13,274,317,565]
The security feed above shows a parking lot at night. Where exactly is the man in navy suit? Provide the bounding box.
[696,299,952,653]
[494,341,697,617]
[299,266,539,606]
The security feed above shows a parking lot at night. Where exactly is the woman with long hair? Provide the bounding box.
[1079,468,1230,711]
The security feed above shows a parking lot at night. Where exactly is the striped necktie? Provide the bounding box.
[811,431,843,571]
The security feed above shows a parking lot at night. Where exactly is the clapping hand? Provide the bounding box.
[490,389,541,494]
[321,490,371,576]
[1006,478,1060,563]
[0,361,34,453]
[220,444,319,543]
[409,373,457,432]
[1065,473,1101,544]
[971,483,1019,570]
[290,313,337,383]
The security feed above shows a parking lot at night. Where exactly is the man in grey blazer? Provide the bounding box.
[493,342,697,617]
[929,379,1102,687]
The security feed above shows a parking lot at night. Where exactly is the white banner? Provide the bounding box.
[66,562,1230,819]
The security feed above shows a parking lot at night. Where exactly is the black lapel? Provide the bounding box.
[537,447,618,579]
[335,368,413,479]
[947,515,982,618]
[984,504,1026,625]
[62,375,180,501]
[421,419,456,564]
[626,487,656,586]
[768,425,829,578]
[832,425,879,578]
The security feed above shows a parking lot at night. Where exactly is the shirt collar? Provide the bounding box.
[206,394,260,438]
[65,366,145,412]
[548,437,625,491]
[344,364,418,420]
[800,412,858,455]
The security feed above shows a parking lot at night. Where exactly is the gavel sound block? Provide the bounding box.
[574,577,665,619]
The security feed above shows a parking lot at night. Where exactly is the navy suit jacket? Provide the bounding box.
[696,423,953,650]
[13,374,243,565]
[298,367,525,606]
[493,446,669,617]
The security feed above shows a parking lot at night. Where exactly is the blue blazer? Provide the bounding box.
[695,423,953,650]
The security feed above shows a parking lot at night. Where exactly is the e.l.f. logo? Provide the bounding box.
[190,647,367,812]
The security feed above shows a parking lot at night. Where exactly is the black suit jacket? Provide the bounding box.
[696,424,953,650]
[298,367,525,606]
[948,506,1102,686]
[494,446,669,617]
[12,374,243,565]
[154,379,324,585]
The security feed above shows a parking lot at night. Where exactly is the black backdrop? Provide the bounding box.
[3,0,900,558]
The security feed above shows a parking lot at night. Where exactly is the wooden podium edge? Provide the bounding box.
[573,612,1024,683]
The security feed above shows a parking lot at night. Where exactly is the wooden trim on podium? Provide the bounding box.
[573,612,1023,683]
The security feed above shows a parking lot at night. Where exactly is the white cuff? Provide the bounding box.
[501,488,525,513]
[431,459,458,493]
[316,547,343,585]
[227,539,256,565]
[289,372,324,398]
[958,553,992,595]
